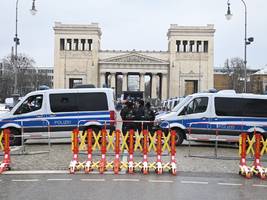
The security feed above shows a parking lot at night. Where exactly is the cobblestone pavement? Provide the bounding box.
[2,140,266,174]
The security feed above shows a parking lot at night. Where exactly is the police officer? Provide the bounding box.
[135,99,145,133]
[120,100,136,135]
[143,102,155,132]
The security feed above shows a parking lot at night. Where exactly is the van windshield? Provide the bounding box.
[172,96,192,112]
[14,95,43,115]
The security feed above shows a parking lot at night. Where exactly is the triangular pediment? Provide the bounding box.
[100,52,169,65]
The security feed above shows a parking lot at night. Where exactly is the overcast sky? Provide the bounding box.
[0,0,266,69]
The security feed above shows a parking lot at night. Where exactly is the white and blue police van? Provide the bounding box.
[0,88,116,145]
[156,90,267,145]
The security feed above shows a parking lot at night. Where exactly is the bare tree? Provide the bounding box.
[0,62,14,102]
[223,57,245,92]
[0,54,51,101]
[2,53,36,95]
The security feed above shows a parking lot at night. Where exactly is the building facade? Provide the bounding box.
[36,66,54,88]
[250,69,267,94]
[53,22,215,99]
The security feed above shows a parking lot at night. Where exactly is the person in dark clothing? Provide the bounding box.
[120,100,136,135]
[144,102,155,133]
[135,99,145,133]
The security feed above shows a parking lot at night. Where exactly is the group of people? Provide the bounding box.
[120,99,155,134]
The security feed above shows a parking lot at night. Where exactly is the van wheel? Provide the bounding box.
[9,128,22,146]
[172,129,184,146]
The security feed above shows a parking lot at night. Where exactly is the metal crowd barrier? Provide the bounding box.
[187,122,243,159]
[0,119,51,155]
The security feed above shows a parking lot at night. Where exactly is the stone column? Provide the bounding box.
[161,74,168,100]
[84,40,88,51]
[110,73,116,89]
[200,41,203,52]
[100,73,106,87]
[151,73,158,99]
[71,39,75,50]
[193,40,197,52]
[78,39,82,51]
[139,73,145,92]
[122,73,128,91]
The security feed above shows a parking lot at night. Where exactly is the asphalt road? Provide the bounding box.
[1,172,267,200]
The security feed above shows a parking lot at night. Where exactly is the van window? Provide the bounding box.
[77,93,108,111]
[186,97,208,115]
[50,93,77,112]
[215,97,267,117]
[50,92,108,113]
[14,95,43,115]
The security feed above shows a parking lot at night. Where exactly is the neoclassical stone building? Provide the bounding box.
[53,22,215,100]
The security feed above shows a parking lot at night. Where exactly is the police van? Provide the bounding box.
[0,88,116,145]
[156,90,267,145]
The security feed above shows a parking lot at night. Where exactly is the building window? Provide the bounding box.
[204,41,208,52]
[196,41,201,52]
[88,39,93,51]
[81,39,85,51]
[60,38,65,50]
[189,41,194,52]
[185,80,198,95]
[176,40,181,52]
[69,78,82,88]
[183,41,188,52]
[74,39,79,51]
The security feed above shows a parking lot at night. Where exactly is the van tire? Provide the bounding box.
[9,128,22,146]
[172,128,184,146]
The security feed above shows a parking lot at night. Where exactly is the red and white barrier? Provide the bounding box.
[142,129,149,174]
[0,129,11,174]
[128,129,135,174]
[170,130,177,175]
[69,128,79,174]
[156,130,163,175]
[85,128,93,173]
[239,132,252,178]
[68,120,177,175]
[252,133,267,179]
[113,129,121,174]
[99,128,107,174]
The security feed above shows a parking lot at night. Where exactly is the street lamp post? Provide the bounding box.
[225,0,253,93]
[13,0,37,95]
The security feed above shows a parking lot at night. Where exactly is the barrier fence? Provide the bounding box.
[0,119,51,155]
[1,118,267,179]
[20,119,51,155]
[0,129,11,173]
[188,122,240,159]
[0,119,52,174]
[69,127,177,175]
[188,122,267,179]
[239,131,267,179]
